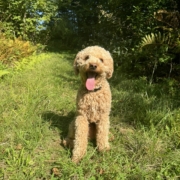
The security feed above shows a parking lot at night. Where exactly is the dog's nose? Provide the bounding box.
[89,64,97,70]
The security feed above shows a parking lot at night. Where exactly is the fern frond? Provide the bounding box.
[141,33,156,48]
[140,32,171,49]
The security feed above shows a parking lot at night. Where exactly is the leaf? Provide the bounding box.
[140,32,171,49]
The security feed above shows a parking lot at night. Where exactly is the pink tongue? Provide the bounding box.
[86,77,95,90]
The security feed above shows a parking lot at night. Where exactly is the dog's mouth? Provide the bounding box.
[86,72,97,91]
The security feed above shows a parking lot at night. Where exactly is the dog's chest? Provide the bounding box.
[76,89,111,122]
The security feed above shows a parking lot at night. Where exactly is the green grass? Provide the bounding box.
[0,52,180,179]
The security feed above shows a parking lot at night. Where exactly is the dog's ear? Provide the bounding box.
[106,55,114,79]
[106,69,113,79]
[73,57,79,75]
[106,67,113,79]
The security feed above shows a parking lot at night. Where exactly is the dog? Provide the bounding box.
[63,46,114,163]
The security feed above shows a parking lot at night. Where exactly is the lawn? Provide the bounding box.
[0,52,180,179]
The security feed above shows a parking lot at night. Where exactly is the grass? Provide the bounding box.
[0,51,180,179]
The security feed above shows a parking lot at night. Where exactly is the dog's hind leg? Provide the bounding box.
[72,115,88,163]
[62,120,75,149]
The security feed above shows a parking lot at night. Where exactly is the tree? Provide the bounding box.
[0,0,63,42]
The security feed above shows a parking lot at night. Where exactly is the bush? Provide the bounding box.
[0,34,38,66]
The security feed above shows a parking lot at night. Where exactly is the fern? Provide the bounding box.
[140,32,171,49]
[0,35,38,65]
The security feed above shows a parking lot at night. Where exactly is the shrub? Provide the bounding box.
[0,34,38,66]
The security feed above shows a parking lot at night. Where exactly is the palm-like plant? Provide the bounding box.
[140,32,172,49]
[139,9,180,83]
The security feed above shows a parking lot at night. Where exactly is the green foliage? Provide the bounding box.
[51,0,180,84]
[53,0,179,83]
[140,32,174,67]
[0,0,66,43]
[112,1,180,83]
[137,8,180,81]
[49,18,80,49]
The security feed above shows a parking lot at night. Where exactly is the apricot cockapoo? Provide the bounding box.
[63,46,114,163]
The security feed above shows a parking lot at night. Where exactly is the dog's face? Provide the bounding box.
[74,46,114,91]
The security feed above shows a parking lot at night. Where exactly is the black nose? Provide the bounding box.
[89,64,97,70]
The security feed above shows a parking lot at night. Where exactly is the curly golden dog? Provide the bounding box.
[63,46,114,163]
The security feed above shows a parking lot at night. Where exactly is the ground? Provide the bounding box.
[0,52,180,179]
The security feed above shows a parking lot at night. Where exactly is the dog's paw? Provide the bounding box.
[72,156,81,164]
[98,144,110,152]
[62,138,74,149]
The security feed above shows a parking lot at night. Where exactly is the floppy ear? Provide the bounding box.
[73,57,79,75]
[106,55,114,79]
[106,66,113,79]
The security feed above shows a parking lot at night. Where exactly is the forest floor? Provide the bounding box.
[0,52,180,179]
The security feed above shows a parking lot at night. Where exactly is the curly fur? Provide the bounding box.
[63,46,114,163]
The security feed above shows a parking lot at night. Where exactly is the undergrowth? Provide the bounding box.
[0,35,38,64]
[0,34,45,78]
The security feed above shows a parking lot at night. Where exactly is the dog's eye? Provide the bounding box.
[99,58,103,62]
[84,55,89,60]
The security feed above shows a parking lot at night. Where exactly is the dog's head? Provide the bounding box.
[73,46,114,91]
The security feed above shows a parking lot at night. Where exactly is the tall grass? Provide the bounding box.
[0,52,180,179]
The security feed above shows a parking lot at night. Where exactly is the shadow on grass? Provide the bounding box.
[110,71,180,128]
[41,111,75,138]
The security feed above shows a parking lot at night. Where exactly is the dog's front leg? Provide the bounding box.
[96,115,110,151]
[72,115,88,163]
